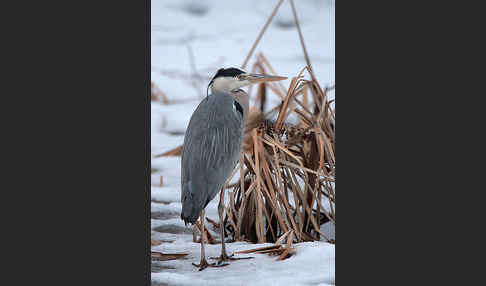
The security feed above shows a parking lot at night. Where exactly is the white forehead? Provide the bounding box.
[211,76,243,91]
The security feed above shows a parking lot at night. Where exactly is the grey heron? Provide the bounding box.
[180,67,287,270]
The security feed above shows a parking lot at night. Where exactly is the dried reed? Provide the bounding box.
[223,0,335,245]
[151,81,168,104]
[223,55,335,244]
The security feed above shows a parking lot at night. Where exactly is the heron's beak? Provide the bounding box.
[245,73,287,83]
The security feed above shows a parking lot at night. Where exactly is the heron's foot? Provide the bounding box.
[192,258,229,271]
[210,253,255,264]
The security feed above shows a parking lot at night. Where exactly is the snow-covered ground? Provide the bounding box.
[151,0,335,285]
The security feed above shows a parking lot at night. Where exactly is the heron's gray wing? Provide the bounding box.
[180,92,244,223]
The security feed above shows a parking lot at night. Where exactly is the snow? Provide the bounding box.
[152,242,335,286]
[151,0,334,285]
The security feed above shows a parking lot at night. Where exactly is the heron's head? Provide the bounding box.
[207,67,287,95]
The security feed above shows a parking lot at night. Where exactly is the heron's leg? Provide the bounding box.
[193,210,209,269]
[192,210,228,271]
[218,188,230,260]
[200,210,207,260]
[213,188,254,264]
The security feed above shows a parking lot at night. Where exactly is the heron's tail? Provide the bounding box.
[180,183,201,225]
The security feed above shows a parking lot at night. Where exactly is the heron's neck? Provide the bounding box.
[230,89,250,122]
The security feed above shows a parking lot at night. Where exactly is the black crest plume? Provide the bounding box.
[207,68,246,97]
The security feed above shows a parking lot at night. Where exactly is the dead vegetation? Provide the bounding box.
[151,81,168,104]
[221,53,335,245]
[235,229,296,261]
[151,239,189,261]
[151,251,189,262]
[154,145,182,157]
[228,0,335,246]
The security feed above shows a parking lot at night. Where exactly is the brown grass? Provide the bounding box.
[151,251,188,261]
[223,56,335,244]
[154,145,183,157]
[222,0,335,245]
[151,81,168,104]
[234,230,296,261]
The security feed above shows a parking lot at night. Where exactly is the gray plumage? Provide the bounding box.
[180,90,247,224]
